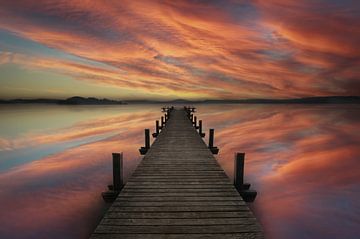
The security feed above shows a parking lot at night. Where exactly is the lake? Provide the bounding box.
[0,104,359,239]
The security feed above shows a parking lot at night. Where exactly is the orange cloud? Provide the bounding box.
[0,0,359,99]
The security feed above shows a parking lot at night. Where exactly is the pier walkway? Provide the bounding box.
[90,108,263,238]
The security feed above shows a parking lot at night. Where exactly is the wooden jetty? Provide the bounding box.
[91,108,263,239]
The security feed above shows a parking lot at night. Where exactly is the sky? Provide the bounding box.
[0,0,359,100]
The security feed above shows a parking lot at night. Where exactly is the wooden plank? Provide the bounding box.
[133,167,224,170]
[125,180,231,184]
[123,185,234,189]
[94,224,261,234]
[100,218,258,226]
[108,206,251,212]
[104,210,254,219]
[111,201,246,207]
[131,172,227,176]
[91,233,265,239]
[128,175,230,178]
[115,196,243,201]
[104,211,256,219]
[120,189,238,194]
[125,182,232,186]
[117,192,241,197]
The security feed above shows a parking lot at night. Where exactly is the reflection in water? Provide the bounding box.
[0,104,160,239]
[0,104,359,239]
[197,104,360,239]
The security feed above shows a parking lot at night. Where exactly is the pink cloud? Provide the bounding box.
[0,0,359,98]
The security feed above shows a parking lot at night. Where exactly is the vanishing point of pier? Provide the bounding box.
[91,107,263,238]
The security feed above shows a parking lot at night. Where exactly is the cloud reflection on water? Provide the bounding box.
[197,104,360,239]
[0,104,359,239]
[0,105,159,239]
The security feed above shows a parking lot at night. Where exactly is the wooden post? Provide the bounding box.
[208,129,219,154]
[145,129,150,149]
[102,153,124,202]
[152,120,159,138]
[139,129,150,155]
[234,152,257,202]
[199,120,205,137]
[156,120,159,134]
[209,129,214,148]
[190,114,193,121]
[194,116,197,127]
[234,153,245,191]
[112,153,123,191]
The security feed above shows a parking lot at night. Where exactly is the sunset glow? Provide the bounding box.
[1,0,359,99]
[0,1,359,238]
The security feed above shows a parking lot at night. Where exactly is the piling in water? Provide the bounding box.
[234,152,257,202]
[139,129,150,155]
[152,120,160,138]
[101,153,124,202]
[198,120,205,137]
[208,129,219,154]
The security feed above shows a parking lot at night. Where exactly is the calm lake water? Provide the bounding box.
[0,104,359,239]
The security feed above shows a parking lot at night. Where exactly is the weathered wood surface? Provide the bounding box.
[91,109,263,239]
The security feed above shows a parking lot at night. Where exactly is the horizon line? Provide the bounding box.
[0,95,359,102]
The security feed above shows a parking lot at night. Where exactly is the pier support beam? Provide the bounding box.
[208,129,219,154]
[139,129,150,155]
[152,120,160,138]
[234,153,257,202]
[198,120,205,137]
[102,153,123,202]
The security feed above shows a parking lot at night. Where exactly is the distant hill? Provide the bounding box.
[59,96,126,105]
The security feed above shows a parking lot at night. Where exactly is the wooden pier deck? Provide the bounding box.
[91,108,263,239]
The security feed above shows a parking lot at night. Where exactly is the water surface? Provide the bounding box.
[0,104,359,239]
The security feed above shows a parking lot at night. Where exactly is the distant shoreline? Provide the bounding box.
[0,96,359,105]
[0,96,126,105]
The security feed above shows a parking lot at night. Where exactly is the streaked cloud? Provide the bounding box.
[0,0,359,99]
